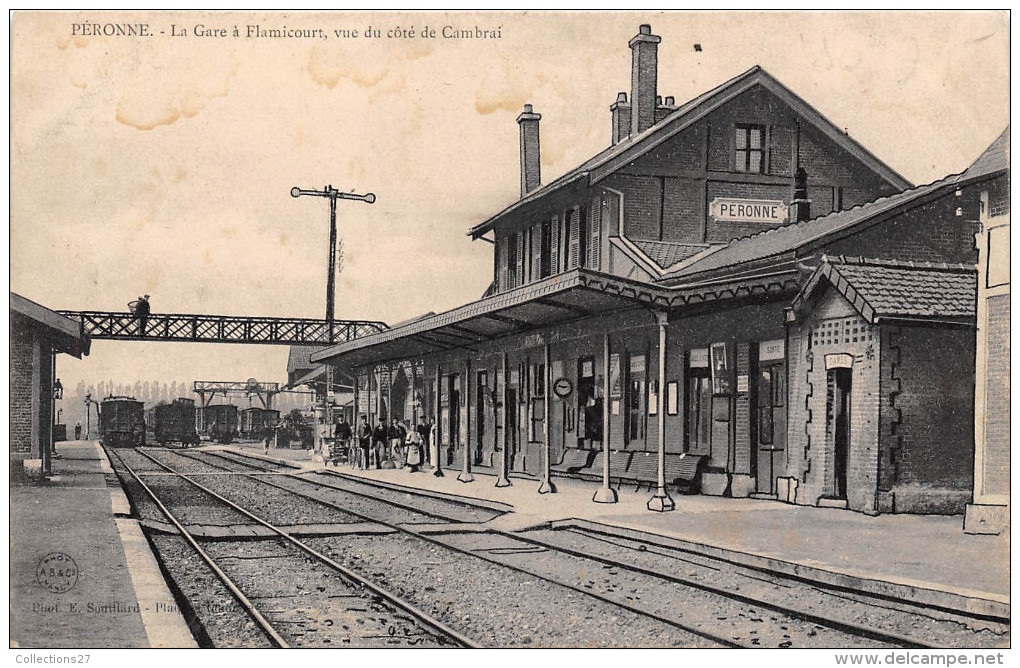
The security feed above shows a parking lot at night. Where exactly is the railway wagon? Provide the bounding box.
[199,404,239,444]
[240,407,280,440]
[100,396,146,448]
[152,398,200,447]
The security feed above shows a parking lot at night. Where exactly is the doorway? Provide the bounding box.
[476,370,488,466]
[827,368,852,499]
[447,374,460,467]
[754,360,786,494]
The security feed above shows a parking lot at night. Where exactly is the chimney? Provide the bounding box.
[610,92,631,145]
[655,95,677,124]
[517,104,542,197]
[629,24,661,136]
[792,167,811,222]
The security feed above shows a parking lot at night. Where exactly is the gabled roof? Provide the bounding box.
[659,127,1011,284]
[10,292,91,357]
[792,256,976,324]
[962,126,1008,181]
[468,66,913,239]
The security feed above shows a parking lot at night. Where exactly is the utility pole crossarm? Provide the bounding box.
[290,185,376,335]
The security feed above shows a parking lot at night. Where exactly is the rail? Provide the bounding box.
[58,310,387,345]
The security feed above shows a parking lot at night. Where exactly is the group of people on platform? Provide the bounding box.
[330,414,436,473]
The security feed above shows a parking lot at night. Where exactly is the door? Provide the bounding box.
[626,354,646,444]
[506,388,519,468]
[447,375,460,466]
[476,370,488,466]
[685,373,712,455]
[577,357,597,448]
[827,368,852,499]
[754,361,787,494]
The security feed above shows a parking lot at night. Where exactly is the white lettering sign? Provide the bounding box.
[760,338,785,361]
[690,348,710,368]
[710,198,789,224]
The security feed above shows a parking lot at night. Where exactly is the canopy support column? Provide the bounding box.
[594,331,617,503]
[648,311,675,512]
[538,342,556,494]
[496,352,512,487]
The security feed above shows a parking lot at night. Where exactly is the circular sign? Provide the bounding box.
[37,553,78,593]
[553,378,573,398]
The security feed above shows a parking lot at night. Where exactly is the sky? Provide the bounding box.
[9,10,1009,395]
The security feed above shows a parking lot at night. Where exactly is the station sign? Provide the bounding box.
[710,198,789,224]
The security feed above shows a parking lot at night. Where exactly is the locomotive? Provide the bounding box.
[147,398,200,447]
[198,404,239,444]
[100,396,146,448]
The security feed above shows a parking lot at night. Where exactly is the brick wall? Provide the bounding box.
[662,177,703,243]
[10,328,34,456]
[883,325,975,514]
[825,191,981,265]
[608,173,662,240]
[788,288,881,513]
[982,294,1010,496]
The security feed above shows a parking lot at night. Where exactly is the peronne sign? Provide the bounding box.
[710,197,789,224]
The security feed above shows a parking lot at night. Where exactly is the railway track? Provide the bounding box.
[143,446,987,649]
[109,447,475,648]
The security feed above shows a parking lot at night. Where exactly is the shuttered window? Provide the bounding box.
[567,207,580,269]
[514,232,525,287]
[531,224,542,282]
[589,199,602,270]
[550,214,560,275]
[577,206,588,269]
[498,236,509,292]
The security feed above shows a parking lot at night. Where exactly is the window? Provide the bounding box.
[507,232,519,288]
[578,207,589,269]
[735,124,766,173]
[540,219,552,278]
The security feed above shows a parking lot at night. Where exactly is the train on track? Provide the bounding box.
[240,407,281,440]
[100,396,146,448]
[145,398,201,447]
[197,404,240,444]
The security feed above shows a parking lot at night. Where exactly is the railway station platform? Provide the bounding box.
[10,440,197,648]
[230,443,1010,616]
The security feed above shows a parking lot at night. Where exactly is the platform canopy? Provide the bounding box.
[309,267,799,374]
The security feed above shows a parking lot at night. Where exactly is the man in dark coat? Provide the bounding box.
[372,420,388,469]
[357,416,372,469]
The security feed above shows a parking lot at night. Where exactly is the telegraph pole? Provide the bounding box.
[291,185,375,456]
[290,185,375,333]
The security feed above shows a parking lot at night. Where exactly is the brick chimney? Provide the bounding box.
[610,92,631,145]
[517,103,541,197]
[629,24,661,136]
[792,167,811,222]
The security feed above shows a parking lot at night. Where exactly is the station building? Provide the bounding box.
[10,292,91,478]
[312,25,1006,516]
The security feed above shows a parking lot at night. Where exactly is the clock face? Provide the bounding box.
[553,378,573,398]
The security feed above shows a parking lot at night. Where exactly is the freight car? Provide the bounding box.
[100,396,146,448]
[240,407,281,440]
[198,404,239,444]
[150,398,200,447]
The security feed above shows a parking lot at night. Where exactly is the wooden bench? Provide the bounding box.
[609,451,708,493]
[551,448,597,475]
[665,453,707,494]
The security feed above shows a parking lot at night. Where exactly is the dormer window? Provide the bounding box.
[735,124,766,173]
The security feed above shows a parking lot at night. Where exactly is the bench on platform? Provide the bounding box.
[665,453,707,494]
[611,451,708,494]
[551,448,597,475]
